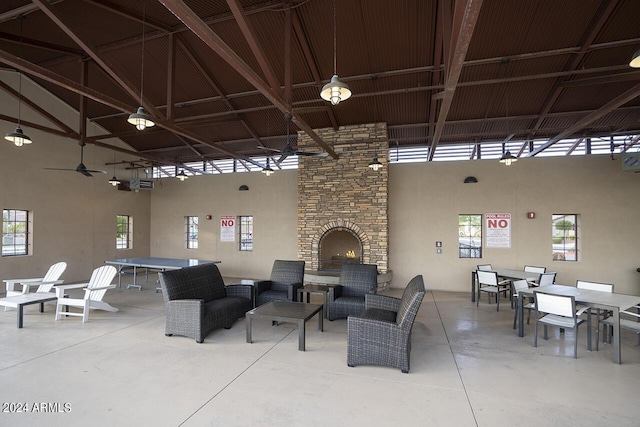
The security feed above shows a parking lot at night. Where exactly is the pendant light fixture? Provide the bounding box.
[127,0,155,131]
[629,49,640,68]
[108,149,120,187]
[499,85,517,166]
[262,158,274,176]
[320,0,351,105]
[5,15,32,147]
[176,168,188,181]
[368,156,382,171]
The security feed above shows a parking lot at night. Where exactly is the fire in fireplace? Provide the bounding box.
[319,229,362,271]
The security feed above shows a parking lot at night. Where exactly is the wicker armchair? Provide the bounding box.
[255,260,305,306]
[158,263,253,343]
[328,263,378,320]
[347,275,426,373]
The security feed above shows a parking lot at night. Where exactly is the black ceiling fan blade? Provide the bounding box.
[296,151,329,157]
[257,145,282,153]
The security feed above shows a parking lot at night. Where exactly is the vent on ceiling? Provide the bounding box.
[130,178,154,190]
[621,153,640,172]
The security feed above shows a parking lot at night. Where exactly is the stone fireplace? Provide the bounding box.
[297,123,389,277]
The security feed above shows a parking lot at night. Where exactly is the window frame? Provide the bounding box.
[238,215,253,252]
[186,216,199,249]
[2,209,30,257]
[552,214,578,262]
[458,214,483,259]
[116,214,133,250]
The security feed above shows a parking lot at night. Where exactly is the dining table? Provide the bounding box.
[517,284,640,364]
[470,268,539,302]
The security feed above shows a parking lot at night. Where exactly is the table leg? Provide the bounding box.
[298,319,306,351]
[518,292,524,337]
[246,316,253,344]
[471,271,476,302]
[17,304,24,328]
[318,308,324,332]
[612,308,621,364]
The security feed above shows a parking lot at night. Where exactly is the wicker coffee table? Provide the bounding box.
[246,301,323,351]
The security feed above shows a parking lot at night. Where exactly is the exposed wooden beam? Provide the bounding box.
[226,0,282,95]
[80,0,173,33]
[0,32,84,57]
[530,83,640,156]
[0,78,78,137]
[429,0,483,160]
[0,113,77,139]
[158,0,338,159]
[166,33,175,123]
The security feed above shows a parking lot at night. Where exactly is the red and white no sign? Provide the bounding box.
[485,213,511,248]
[220,215,236,242]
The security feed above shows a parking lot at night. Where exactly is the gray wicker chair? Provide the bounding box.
[328,263,378,320]
[347,275,426,373]
[158,263,253,343]
[255,260,305,306]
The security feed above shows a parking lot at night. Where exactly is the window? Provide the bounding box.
[2,209,29,256]
[186,216,198,249]
[459,214,482,258]
[552,214,578,261]
[116,214,133,249]
[239,216,253,251]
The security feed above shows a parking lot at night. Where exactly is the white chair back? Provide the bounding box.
[524,265,546,274]
[576,280,613,293]
[85,266,117,301]
[538,272,556,286]
[477,264,492,271]
[512,279,529,294]
[38,262,67,292]
[477,270,498,286]
[535,292,575,318]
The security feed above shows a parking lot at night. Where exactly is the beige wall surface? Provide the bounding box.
[389,156,640,294]
[3,71,640,295]
[0,71,150,283]
[149,170,298,281]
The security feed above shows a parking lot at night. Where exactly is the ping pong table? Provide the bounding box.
[105,257,221,290]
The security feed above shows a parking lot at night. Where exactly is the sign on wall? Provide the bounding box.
[485,213,511,248]
[220,215,236,242]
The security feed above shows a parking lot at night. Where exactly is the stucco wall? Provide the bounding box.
[0,71,151,283]
[389,156,640,294]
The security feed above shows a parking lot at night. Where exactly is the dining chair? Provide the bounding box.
[511,280,534,329]
[524,265,546,274]
[533,291,591,358]
[477,264,493,271]
[576,280,614,347]
[476,270,510,312]
[596,305,640,351]
[528,271,556,288]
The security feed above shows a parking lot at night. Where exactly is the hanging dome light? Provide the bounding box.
[128,106,155,131]
[499,150,518,166]
[262,158,274,176]
[5,126,32,147]
[320,75,352,106]
[368,156,383,171]
[176,170,188,181]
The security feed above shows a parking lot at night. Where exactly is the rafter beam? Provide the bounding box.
[226,0,281,95]
[158,0,338,160]
[0,78,78,137]
[80,0,173,33]
[530,83,640,156]
[429,0,483,161]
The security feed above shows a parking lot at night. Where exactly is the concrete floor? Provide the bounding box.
[1,277,639,427]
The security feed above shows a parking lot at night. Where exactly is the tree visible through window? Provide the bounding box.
[239,216,253,251]
[552,214,578,261]
[459,214,482,258]
[116,214,133,249]
[2,209,29,256]
[186,216,198,249]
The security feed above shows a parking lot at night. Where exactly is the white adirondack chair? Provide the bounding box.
[55,265,118,323]
[3,262,67,311]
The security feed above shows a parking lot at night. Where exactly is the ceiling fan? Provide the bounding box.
[45,143,107,177]
[258,113,328,165]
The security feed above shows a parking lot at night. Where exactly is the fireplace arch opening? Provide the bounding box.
[319,228,363,271]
